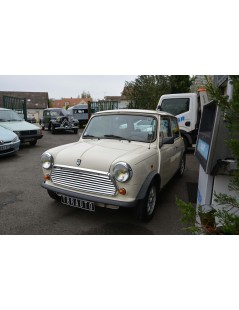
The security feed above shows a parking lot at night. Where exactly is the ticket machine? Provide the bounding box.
[195,97,238,224]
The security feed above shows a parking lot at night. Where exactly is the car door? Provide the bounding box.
[159,116,176,187]
[170,116,183,173]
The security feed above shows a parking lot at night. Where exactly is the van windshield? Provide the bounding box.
[160,98,190,116]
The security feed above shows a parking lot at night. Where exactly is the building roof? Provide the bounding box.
[0,91,48,109]
[50,98,91,108]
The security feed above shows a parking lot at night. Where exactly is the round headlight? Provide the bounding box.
[41,152,54,169]
[113,162,132,183]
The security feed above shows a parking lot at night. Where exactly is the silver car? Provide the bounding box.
[0,108,43,146]
[0,126,20,157]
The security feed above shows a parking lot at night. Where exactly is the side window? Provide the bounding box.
[171,117,180,139]
[160,117,172,138]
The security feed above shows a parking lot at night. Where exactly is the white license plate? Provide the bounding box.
[61,195,95,212]
[0,145,10,151]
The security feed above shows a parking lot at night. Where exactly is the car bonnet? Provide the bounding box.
[0,121,40,131]
[52,140,150,172]
[0,126,18,141]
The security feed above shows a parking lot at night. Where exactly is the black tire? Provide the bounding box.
[73,129,78,134]
[135,180,158,222]
[176,153,186,178]
[47,190,61,202]
[29,140,37,146]
[51,124,56,134]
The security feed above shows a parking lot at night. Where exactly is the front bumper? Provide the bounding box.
[20,134,43,142]
[54,124,78,131]
[41,182,137,208]
[0,140,20,156]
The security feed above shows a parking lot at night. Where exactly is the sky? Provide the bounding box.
[0,75,138,100]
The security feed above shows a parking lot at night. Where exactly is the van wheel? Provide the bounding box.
[135,180,158,222]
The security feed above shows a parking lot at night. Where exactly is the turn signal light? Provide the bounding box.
[44,174,51,181]
[119,188,126,195]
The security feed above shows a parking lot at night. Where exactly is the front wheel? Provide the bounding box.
[135,181,158,222]
[29,140,37,146]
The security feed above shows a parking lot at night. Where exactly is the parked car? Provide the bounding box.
[27,114,37,123]
[41,109,185,222]
[0,126,20,157]
[41,108,79,134]
[0,108,43,146]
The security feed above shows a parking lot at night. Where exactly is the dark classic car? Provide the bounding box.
[41,108,79,134]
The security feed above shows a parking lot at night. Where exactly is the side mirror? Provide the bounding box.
[162,137,175,145]
[159,136,174,147]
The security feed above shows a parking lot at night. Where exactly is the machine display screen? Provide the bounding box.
[197,138,209,160]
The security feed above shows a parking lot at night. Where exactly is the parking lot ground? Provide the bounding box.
[0,129,199,235]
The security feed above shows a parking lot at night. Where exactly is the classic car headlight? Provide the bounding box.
[41,152,54,169]
[113,162,133,183]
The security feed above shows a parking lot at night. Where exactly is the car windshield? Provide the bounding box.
[0,110,23,122]
[83,114,157,142]
[49,110,68,117]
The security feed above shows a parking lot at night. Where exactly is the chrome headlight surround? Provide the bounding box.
[112,162,133,183]
[41,152,54,169]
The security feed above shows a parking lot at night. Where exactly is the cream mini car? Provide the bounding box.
[41,109,185,222]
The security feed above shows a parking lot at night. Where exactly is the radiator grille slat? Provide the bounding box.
[51,166,117,196]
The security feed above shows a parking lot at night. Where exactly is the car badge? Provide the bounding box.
[76,159,81,166]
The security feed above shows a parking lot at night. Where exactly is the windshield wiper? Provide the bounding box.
[104,134,128,141]
[83,134,100,139]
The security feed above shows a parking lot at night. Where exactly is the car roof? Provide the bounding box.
[95,109,174,117]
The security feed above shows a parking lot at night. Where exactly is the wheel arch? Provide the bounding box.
[136,171,161,201]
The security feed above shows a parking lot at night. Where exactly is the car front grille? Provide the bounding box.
[51,165,117,196]
[20,130,38,136]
